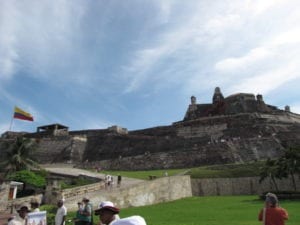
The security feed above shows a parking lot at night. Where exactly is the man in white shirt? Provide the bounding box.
[8,204,30,225]
[55,200,67,225]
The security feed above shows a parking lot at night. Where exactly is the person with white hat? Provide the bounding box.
[258,192,288,225]
[95,201,147,225]
[8,204,30,225]
[94,201,120,225]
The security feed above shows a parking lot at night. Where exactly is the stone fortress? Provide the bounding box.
[1,87,300,170]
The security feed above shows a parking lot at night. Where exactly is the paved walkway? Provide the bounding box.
[41,164,144,188]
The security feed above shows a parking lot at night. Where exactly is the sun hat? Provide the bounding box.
[95,201,120,215]
[16,204,30,212]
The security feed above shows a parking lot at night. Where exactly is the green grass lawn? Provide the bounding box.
[99,161,265,180]
[99,168,187,180]
[85,196,299,225]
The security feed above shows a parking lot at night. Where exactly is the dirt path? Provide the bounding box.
[41,164,144,188]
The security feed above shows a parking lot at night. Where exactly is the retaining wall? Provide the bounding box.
[192,176,300,196]
[63,175,192,211]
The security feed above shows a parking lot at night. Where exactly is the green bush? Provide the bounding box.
[60,177,95,189]
[8,170,46,188]
[40,205,57,225]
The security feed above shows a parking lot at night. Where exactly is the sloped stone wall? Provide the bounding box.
[192,176,300,196]
[53,176,192,211]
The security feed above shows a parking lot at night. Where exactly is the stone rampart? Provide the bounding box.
[59,175,192,211]
[33,136,87,163]
[192,176,300,196]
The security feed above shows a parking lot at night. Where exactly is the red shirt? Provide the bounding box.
[258,207,288,225]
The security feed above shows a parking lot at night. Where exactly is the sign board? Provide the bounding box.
[27,211,47,225]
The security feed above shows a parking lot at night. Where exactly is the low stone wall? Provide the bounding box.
[63,175,192,211]
[0,183,10,212]
[192,176,300,196]
[6,194,43,214]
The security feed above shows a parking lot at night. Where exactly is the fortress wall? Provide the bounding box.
[34,137,73,163]
[34,136,87,163]
[85,136,287,170]
[192,176,300,196]
[70,136,87,163]
[176,123,227,138]
[129,126,177,136]
[62,175,192,211]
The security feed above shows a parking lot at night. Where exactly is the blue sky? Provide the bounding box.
[1,0,300,134]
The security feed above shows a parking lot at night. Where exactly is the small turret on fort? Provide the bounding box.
[212,87,224,104]
[184,87,287,121]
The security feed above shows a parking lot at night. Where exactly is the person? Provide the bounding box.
[8,204,30,225]
[94,201,120,225]
[105,175,112,189]
[78,197,93,225]
[30,198,40,212]
[55,199,67,225]
[117,175,122,187]
[74,202,84,225]
[258,192,288,225]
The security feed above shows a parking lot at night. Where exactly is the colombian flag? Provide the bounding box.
[13,106,34,121]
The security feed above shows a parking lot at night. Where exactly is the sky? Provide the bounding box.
[1,0,300,134]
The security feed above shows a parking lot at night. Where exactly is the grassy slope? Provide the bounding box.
[112,196,299,225]
[99,168,187,180]
[66,196,300,225]
[100,161,265,180]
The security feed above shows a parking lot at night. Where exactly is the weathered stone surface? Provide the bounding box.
[192,176,300,196]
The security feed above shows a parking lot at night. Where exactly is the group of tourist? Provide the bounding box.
[7,192,288,225]
[104,174,122,189]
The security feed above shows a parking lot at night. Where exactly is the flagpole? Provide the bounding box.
[9,107,15,131]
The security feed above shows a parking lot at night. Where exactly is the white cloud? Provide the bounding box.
[271,29,300,46]
[229,61,300,94]
[245,0,286,15]
[290,104,300,114]
[215,47,273,72]
[0,0,19,80]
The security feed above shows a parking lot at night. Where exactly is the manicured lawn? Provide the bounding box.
[99,161,265,179]
[99,168,187,180]
[88,196,300,225]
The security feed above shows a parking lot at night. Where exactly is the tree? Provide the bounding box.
[8,170,46,188]
[259,158,280,191]
[259,147,300,192]
[0,137,40,176]
[277,147,300,191]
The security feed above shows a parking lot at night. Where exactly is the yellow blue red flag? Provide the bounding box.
[13,106,34,121]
